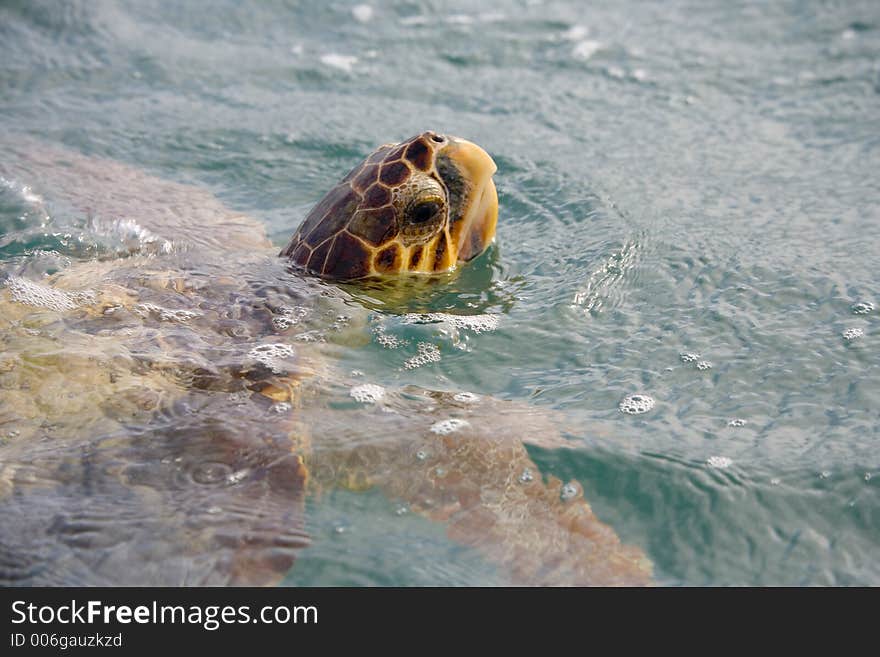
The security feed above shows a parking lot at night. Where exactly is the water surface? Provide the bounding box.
[1,0,879,585]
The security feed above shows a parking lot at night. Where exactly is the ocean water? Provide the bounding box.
[1,0,878,585]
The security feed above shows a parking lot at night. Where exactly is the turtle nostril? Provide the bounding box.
[430,133,444,143]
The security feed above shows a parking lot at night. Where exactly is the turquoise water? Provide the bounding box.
[1,0,879,585]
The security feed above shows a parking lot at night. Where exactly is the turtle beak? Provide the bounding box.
[442,137,498,262]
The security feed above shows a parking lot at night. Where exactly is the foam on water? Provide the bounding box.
[5,276,94,311]
[402,313,500,334]
[429,418,469,435]
[561,25,589,41]
[372,325,402,349]
[404,342,441,370]
[349,383,386,404]
[351,4,373,23]
[851,302,873,315]
[707,456,733,469]
[453,392,480,404]
[619,394,655,415]
[0,176,48,217]
[273,305,309,331]
[320,54,358,72]
[248,343,296,374]
[293,330,325,343]
[560,482,580,501]
[133,303,201,323]
[572,40,602,61]
[842,328,863,341]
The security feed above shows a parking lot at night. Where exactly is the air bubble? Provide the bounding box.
[349,383,386,404]
[560,483,579,501]
[272,305,309,330]
[320,53,358,73]
[696,361,713,371]
[272,402,292,413]
[865,473,872,482]
[352,4,374,23]
[680,353,700,363]
[394,504,409,516]
[706,456,733,469]
[519,468,534,484]
[728,418,747,427]
[248,343,296,374]
[294,330,325,342]
[373,326,402,349]
[5,276,85,311]
[404,342,441,370]
[191,462,233,485]
[770,478,781,486]
[842,328,863,341]
[571,39,601,61]
[430,418,469,435]
[402,312,500,334]
[133,303,201,323]
[453,392,480,404]
[851,302,874,315]
[619,394,655,415]
[225,469,249,485]
[415,450,429,461]
[820,471,831,479]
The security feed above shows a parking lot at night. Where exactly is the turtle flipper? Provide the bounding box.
[0,393,310,586]
[305,390,652,586]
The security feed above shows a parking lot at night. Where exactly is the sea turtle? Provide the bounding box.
[0,132,651,586]
[281,132,499,279]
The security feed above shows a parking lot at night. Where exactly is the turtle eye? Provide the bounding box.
[410,200,441,224]
[401,195,445,245]
[429,133,445,143]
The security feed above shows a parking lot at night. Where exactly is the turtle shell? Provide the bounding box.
[0,136,650,587]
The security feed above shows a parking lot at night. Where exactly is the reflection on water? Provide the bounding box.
[1,0,879,585]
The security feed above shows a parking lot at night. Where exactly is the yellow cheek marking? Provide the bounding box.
[440,228,456,269]
[419,237,436,272]
[367,231,457,276]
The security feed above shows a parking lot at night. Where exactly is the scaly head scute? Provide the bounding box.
[280,131,498,280]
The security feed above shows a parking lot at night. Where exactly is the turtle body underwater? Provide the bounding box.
[0,132,651,586]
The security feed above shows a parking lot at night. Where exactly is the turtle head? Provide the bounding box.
[281,131,498,279]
